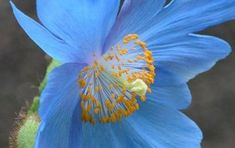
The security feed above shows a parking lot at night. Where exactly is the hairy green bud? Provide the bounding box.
[17,115,39,148]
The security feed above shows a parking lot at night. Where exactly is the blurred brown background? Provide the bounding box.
[0,0,235,148]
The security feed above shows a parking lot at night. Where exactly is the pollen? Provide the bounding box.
[78,33,156,124]
[123,34,139,44]
[78,79,86,88]
[119,48,128,55]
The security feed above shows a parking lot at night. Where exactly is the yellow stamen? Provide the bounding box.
[78,79,86,88]
[119,48,128,55]
[78,33,156,124]
[123,34,139,44]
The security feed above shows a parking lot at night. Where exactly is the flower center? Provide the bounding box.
[78,34,155,124]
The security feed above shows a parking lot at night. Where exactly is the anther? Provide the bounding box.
[78,33,155,124]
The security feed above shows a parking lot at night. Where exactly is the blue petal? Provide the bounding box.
[103,0,165,53]
[120,101,202,148]
[154,67,184,87]
[149,83,191,109]
[69,103,82,148]
[10,2,84,63]
[80,102,201,148]
[110,0,235,42]
[82,123,121,148]
[37,0,120,61]
[104,0,233,82]
[152,34,231,81]
[143,0,235,40]
[145,67,191,109]
[81,117,152,147]
[35,63,86,148]
[131,59,188,109]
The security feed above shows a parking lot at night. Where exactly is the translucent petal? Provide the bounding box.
[37,0,120,62]
[123,101,202,148]
[36,63,86,148]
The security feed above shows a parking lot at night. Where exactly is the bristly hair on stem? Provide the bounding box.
[9,60,60,148]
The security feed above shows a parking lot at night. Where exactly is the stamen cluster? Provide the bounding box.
[78,34,155,124]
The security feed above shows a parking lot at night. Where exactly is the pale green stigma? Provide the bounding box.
[125,79,148,96]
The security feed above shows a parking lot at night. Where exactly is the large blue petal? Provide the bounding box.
[35,63,86,148]
[104,0,233,81]
[152,34,231,81]
[37,0,120,62]
[109,0,235,43]
[142,0,235,41]
[82,101,202,147]
[147,35,230,109]
[10,2,84,63]
[119,101,202,148]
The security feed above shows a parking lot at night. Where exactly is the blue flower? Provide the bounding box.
[11,0,235,147]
